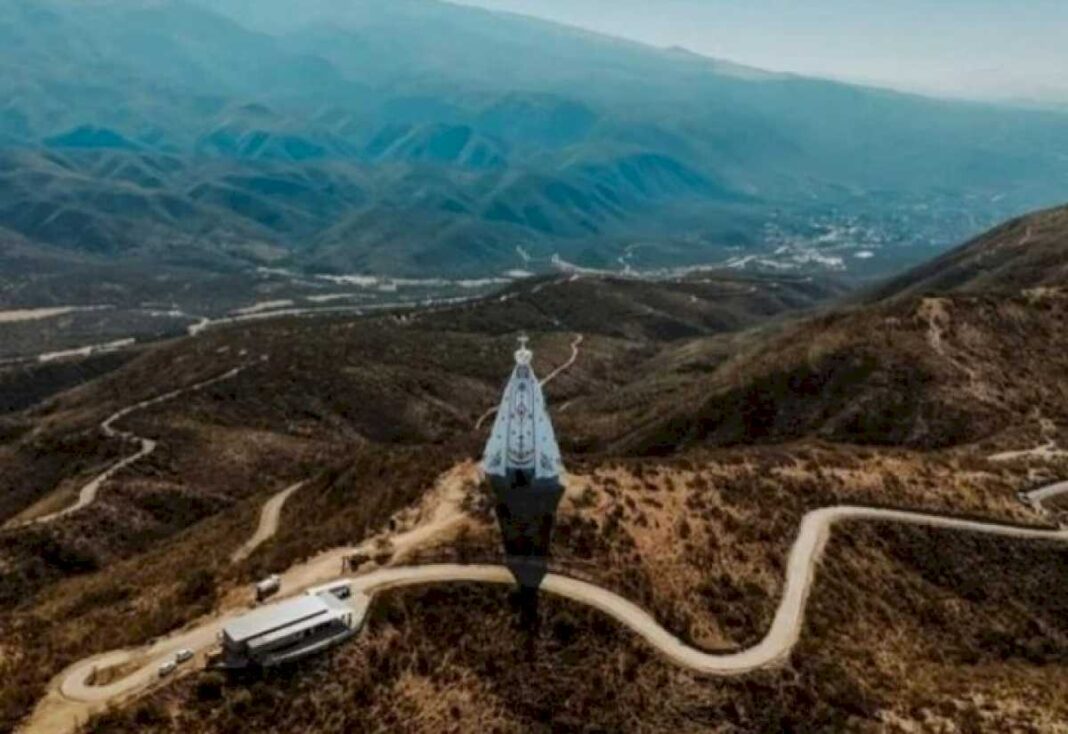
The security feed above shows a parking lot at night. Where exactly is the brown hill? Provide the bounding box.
[612,205,1068,454]
[414,271,849,341]
[0,270,849,730]
[0,270,842,607]
[867,203,1068,300]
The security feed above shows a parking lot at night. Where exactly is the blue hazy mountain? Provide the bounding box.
[1,0,1067,276]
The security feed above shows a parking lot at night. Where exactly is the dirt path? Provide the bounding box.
[1024,481,1068,510]
[475,334,583,430]
[539,334,584,386]
[919,298,950,355]
[990,441,1068,463]
[986,438,1068,521]
[25,477,1068,733]
[1020,480,1068,527]
[917,298,999,402]
[5,363,255,529]
[229,482,306,564]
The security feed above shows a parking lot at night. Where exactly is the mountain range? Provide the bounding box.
[2,0,1068,281]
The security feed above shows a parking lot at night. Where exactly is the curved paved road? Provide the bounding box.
[38,481,1068,724]
[230,481,306,564]
[6,364,252,528]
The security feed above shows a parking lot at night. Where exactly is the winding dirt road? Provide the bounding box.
[1025,480,1068,509]
[475,334,583,430]
[229,482,306,564]
[26,478,1068,734]
[1020,480,1068,526]
[6,363,253,529]
[991,441,1068,463]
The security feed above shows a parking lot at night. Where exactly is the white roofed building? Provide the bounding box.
[221,591,359,669]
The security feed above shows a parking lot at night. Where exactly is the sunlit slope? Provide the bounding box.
[611,205,1068,452]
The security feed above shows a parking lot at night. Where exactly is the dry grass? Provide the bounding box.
[800,521,1068,731]
[612,291,1068,455]
[417,444,1043,651]
[78,516,1068,733]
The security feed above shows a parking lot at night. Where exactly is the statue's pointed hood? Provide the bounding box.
[482,336,564,482]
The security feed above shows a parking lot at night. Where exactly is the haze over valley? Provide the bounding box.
[3,0,1068,285]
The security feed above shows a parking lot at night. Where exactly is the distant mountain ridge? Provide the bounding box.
[1,0,1068,277]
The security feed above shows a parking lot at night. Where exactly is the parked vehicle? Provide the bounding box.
[158,660,177,677]
[175,648,194,664]
[307,582,352,601]
[255,574,281,602]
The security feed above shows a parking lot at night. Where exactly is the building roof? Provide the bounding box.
[305,581,352,598]
[259,626,358,667]
[318,592,352,613]
[482,337,563,481]
[224,594,333,644]
[247,607,348,652]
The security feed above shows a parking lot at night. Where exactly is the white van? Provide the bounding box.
[255,575,281,601]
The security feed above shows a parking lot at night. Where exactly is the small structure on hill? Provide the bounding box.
[482,336,566,603]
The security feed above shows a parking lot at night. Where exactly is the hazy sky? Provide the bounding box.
[456,0,1068,103]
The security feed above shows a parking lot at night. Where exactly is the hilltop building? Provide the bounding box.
[482,336,566,592]
[220,588,359,669]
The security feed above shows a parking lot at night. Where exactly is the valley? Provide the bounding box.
[2,0,1068,295]
[0,263,509,362]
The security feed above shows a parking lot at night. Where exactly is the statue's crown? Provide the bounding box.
[515,335,532,366]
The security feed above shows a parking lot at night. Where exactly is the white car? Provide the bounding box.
[158,660,177,677]
[174,648,194,664]
[255,575,281,601]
